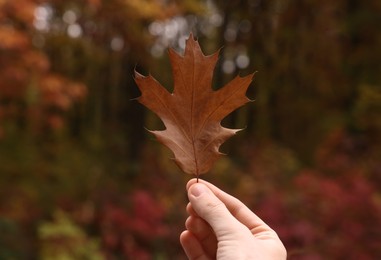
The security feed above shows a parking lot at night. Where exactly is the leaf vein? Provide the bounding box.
[195,77,249,146]
[145,87,192,145]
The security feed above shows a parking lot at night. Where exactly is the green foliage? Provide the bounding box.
[38,210,103,260]
[0,218,29,259]
[354,84,381,133]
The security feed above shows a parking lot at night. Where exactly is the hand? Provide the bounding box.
[180,179,287,260]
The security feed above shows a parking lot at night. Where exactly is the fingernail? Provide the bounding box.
[190,183,208,197]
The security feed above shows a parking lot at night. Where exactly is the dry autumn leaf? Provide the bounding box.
[135,33,254,179]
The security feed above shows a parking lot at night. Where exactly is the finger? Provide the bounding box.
[186,202,198,217]
[185,216,217,258]
[180,230,211,260]
[185,204,217,257]
[187,179,274,236]
[187,183,251,239]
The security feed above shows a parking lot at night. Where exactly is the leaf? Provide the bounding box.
[135,33,254,178]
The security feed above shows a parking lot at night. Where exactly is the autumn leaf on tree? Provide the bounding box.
[135,33,254,179]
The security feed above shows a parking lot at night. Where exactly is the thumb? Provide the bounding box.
[188,183,248,239]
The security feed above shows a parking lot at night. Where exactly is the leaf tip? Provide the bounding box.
[129,96,139,102]
[188,31,196,41]
[134,70,144,79]
[186,32,200,49]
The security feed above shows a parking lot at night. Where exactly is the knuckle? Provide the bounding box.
[202,200,226,217]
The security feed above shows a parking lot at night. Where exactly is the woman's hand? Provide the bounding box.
[180,179,287,260]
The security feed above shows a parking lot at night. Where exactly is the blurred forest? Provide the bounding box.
[1,0,381,259]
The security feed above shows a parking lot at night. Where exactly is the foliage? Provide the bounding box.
[0,217,30,259]
[1,0,381,259]
[38,210,103,260]
[246,132,381,259]
[0,0,86,136]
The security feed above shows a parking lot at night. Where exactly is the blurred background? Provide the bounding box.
[1,0,381,259]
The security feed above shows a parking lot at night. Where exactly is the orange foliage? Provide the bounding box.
[0,26,29,50]
[4,0,37,24]
[0,1,87,134]
[40,75,86,110]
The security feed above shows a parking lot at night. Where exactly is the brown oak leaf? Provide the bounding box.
[135,33,254,178]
